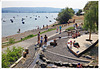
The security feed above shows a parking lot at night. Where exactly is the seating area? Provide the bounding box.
[67,34,98,57]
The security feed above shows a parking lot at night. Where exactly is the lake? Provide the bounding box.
[2,13,58,37]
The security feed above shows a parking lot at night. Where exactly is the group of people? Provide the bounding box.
[37,31,48,47]
[43,25,48,29]
[69,40,80,48]
[56,25,62,34]
[72,30,80,38]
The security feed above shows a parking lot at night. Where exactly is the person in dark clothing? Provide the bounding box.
[44,35,48,46]
[73,40,80,48]
[37,31,40,44]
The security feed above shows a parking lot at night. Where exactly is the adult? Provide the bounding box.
[44,35,48,46]
[19,29,20,32]
[37,31,40,44]
[59,25,62,34]
[17,29,20,33]
[73,19,75,23]
[46,25,48,29]
[43,25,45,29]
[56,26,58,33]
[73,41,80,48]
[39,36,43,47]
[75,23,78,29]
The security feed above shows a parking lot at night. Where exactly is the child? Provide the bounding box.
[40,36,43,44]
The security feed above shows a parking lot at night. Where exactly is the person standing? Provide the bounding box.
[44,35,48,46]
[59,25,62,34]
[73,19,75,23]
[37,31,40,44]
[56,26,58,33]
[40,36,43,44]
[43,25,45,29]
[46,25,48,29]
[75,23,77,30]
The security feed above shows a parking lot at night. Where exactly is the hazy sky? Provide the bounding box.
[2,0,98,9]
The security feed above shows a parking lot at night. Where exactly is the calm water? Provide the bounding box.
[2,13,58,37]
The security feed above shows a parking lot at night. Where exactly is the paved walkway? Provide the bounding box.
[13,25,73,68]
[2,25,72,53]
[43,31,91,65]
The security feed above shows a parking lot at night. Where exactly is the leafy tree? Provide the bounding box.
[56,7,74,24]
[83,1,98,29]
[83,1,98,40]
[76,9,82,16]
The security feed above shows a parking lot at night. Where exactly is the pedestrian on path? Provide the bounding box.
[46,25,48,29]
[40,36,43,44]
[44,35,48,46]
[37,31,40,44]
[59,25,62,34]
[56,26,58,33]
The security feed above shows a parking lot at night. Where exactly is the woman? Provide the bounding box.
[44,35,48,46]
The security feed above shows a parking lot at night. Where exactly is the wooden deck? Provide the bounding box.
[67,34,98,57]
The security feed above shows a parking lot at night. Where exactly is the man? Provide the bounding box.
[37,31,40,44]
[59,25,62,34]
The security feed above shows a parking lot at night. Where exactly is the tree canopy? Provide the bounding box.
[56,7,74,24]
[83,1,98,40]
[76,9,82,16]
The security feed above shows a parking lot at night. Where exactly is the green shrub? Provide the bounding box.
[2,28,56,47]
[2,47,23,68]
[9,38,15,44]
[66,27,75,31]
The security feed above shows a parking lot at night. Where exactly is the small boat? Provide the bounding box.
[35,18,37,20]
[13,17,15,19]
[10,19,13,23]
[22,22,25,24]
[38,16,40,18]
[22,18,25,21]
[30,17,32,18]
[3,20,6,22]
[54,18,56,20]
[49,20,52,22]
[46,16,48,18]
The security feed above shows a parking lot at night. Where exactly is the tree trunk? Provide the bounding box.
[89,30,91,40]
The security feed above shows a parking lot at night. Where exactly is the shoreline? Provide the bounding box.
[2,15,84,43]
[2,21,58,43]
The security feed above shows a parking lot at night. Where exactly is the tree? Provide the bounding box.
[83,1,98,30]
[56,7,74,24]
[83,1,98,40]
[76,9,82,16]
